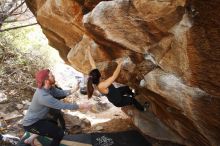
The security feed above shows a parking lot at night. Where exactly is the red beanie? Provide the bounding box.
[35,69,50,88]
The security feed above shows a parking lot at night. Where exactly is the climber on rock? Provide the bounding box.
[22,69,91,146]
[86,48,146,111]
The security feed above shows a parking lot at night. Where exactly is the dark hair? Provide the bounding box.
[87,69,101,99]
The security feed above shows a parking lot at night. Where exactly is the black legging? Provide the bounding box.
[23,119,64,146]
[114,86,144,111]
[118,86,134,96]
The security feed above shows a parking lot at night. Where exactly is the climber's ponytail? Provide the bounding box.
[87,76,94,99]
[87,69,101,99]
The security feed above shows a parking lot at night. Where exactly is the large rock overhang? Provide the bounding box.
[25,0,220,145]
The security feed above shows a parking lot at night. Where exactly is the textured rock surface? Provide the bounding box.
[25,0,220,145]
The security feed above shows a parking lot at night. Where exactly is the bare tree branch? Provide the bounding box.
[0,0,25,23]
[5,0,25,20]
[0,0,34,30]
[3,16,34,23]
[11,7,28,16]
[0,22,37,32]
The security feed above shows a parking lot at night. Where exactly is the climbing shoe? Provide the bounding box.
[143,102,150,111]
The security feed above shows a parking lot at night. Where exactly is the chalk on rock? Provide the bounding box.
[140,79,146,87]
[116,57,136,72]
[95,126,104,131]
[143,53,157,65]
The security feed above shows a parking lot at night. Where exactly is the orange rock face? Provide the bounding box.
[26,0,220,145]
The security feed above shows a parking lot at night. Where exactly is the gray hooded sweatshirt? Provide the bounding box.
[23,87,79,126]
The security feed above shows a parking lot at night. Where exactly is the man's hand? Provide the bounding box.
[79,102,92,110]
